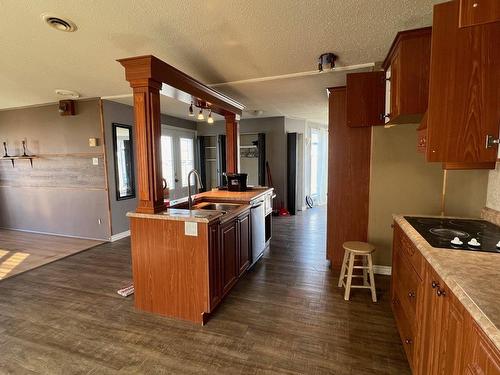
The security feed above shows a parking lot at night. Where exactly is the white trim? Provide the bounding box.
[209,62,375,87]
[110,230,130,242]
[373,265,392,276]
[0,227,107,242]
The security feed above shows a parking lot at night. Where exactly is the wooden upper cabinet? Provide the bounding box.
[382,27,432,125]
[346,71,385,127]
[426,1,500,165]
[459,0,500,27]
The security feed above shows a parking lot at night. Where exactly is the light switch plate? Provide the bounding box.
[184,221,198,236]
[92,157,99,165]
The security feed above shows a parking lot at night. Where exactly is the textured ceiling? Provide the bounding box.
[0,0,440,123]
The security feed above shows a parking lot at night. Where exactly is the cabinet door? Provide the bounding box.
[435,284,466,375]
[416,266,443,375]
[463,318,500,375]
[346,71,385,127]
[427,1,500,164]
[238,213,250,275]
[208,222,221,311]
[459,0,500,28]
[221,219,238,295]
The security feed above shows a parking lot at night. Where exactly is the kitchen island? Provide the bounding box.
[127,188,274,324]
[392,215,500,374]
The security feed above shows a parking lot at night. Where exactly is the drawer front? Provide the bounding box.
[394,250,421,333]
[398,226,424,279]
[392,294,416,370]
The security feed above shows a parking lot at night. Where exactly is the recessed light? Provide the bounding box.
[55,89,80,99]
[41,13,77,32]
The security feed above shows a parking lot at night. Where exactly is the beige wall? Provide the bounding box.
[368,124,489,266]
[486,163,500,211]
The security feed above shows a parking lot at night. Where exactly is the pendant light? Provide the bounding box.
[197,108,204,121]
[188,102,194,117]
[207,109,214,124]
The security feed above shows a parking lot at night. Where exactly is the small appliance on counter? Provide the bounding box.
[404,216,500,253]
[225,173,248,192]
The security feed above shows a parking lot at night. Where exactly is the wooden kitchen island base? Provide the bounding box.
[127,188,273,324]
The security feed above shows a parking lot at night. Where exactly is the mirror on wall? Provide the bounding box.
[112,123,135,200]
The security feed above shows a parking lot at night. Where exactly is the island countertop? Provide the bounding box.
[127,187,274,223]
[394,214,500,350]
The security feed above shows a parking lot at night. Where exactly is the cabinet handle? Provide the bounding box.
[431,281,439,289]
[486,135,500,149]
[436,289,446,297]
[408,291,416,298]
[404,338,413,345]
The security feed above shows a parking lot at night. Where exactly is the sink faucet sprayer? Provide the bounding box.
[187,169,203,210]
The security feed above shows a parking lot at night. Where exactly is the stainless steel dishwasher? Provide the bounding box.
[250,200,266,267]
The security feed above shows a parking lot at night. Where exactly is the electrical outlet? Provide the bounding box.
[92,157,99,165]
[98,219,102,225]
[184,221,198,236]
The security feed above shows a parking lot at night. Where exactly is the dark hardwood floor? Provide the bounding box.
[0,207,410,374]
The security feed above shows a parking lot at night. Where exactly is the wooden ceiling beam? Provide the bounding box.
[118,55,244,117]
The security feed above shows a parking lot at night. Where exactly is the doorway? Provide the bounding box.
[160,125,196,201]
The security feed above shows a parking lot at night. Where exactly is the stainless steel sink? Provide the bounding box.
[193,202,241,212]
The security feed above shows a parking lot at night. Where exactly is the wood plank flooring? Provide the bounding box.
[0,229,102,280]
[0,207,410,374]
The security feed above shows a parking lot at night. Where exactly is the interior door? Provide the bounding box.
[161,126,196,201]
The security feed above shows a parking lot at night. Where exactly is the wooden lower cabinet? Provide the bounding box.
[209,211,252,311]
[392,222,500,374]
[220,218,238,295]
[237,212,251,276]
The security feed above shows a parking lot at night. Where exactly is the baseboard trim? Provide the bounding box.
[374,265,392,276]
[110,230,130,242]
[0,226,108,242]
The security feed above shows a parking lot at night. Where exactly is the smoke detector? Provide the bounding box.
[41,13,77,32]
[55,89,80,99]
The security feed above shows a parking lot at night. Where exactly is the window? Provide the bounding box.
[180,137,194,187]
[161,136,174,190]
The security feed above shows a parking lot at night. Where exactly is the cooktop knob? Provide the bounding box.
[468,238,481,247]
[451,237,463,246]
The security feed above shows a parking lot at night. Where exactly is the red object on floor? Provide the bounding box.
[279,208,290,216]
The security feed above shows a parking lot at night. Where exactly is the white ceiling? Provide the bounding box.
[0,0,440,124]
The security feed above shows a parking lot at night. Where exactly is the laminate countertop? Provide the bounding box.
[394,214,500,351]
[127,187,273,223]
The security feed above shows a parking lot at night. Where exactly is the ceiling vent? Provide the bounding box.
[41,13,77,32]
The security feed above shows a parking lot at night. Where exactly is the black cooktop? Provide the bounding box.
[404,216,500,254]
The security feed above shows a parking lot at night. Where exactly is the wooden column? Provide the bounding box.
[130,78,166,214]
[225,114,240,173]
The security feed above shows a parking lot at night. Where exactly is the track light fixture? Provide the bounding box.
[188,102,194,117]
[197,108,204,121]
[207,110,214,124]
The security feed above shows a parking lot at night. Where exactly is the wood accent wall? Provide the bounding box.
[327,87,372,268]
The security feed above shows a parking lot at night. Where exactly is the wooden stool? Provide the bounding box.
[338,241,377,302]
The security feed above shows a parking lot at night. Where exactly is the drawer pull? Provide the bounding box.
[436,289,446,297]
[408,291,416,298]
[431,281,439,289]
[404,338,413,345]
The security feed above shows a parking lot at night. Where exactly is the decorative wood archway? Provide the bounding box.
[118,55,244,214]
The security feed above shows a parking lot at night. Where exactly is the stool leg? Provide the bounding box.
[344,252,355,301]
[363,256,368,286]
[338,250,348,287]
[367,253,377,303]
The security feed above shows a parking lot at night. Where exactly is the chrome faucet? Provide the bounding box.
[187,169,203,210]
